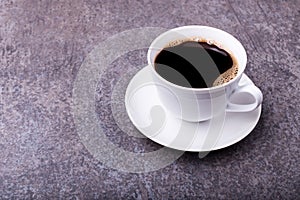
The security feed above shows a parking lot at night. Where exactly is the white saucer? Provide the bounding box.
[125,66,262,152]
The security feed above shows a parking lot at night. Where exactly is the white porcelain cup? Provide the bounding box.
[147,25,263,122]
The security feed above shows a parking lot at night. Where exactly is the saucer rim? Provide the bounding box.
[125,67,262,152]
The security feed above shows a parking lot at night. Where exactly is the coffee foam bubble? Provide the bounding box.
[213,63,239,87]
[166,37,222,48]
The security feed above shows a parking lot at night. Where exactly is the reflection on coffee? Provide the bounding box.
[154,39,238,88]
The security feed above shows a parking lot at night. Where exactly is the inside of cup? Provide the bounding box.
[148,26,247,79]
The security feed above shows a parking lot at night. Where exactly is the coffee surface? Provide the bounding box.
[154,40,238,88]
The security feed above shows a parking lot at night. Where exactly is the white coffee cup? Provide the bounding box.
[147,25,263,122]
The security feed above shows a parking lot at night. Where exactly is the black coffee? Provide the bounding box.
[154,40,238,88]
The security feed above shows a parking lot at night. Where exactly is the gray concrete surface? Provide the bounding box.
[0,0,299,199]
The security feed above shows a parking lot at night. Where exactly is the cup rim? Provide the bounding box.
[147,25,247,92]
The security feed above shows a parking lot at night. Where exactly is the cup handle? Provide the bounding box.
[226,75,263,112]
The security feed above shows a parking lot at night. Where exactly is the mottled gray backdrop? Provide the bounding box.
[0,0,299,199]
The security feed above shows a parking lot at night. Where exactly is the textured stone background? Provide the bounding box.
[0,0,299,199]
